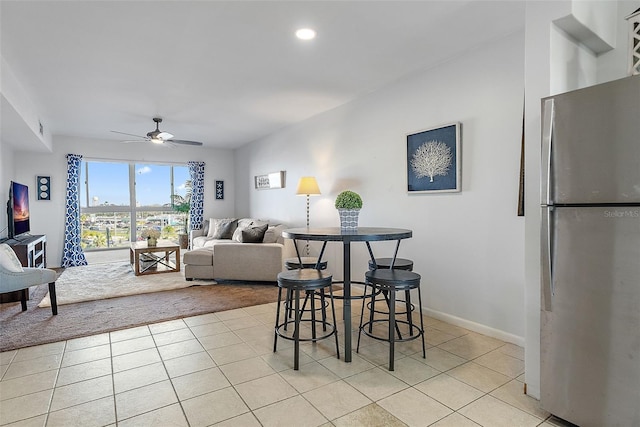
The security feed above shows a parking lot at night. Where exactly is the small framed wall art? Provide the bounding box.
[215,180,224,200]
[37,176,51,200]
[406,122,461,193]
[255,171,285,190]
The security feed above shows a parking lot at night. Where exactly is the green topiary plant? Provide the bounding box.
[334,190,363,210]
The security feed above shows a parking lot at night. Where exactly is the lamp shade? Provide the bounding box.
[296,176,321,195]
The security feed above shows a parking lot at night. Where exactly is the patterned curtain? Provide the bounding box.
[188,161,205,231]
[62,154,88,267]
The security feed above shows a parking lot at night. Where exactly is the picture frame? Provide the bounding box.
[37,176,51,200]
[254,171,285,190]
[406,122,461,193]
[215,180,224,200]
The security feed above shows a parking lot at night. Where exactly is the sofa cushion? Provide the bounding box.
[232,223,268,243]
[242,223,269,243]
[208,218,238,239]
[263,224,285,244]
[183,248,214,266]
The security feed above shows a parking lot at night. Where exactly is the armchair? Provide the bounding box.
[0,243,58,315]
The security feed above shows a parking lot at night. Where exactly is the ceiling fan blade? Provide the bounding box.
[167,139,203,146]
[110,130,146,138]
[158,131,174,140]
[120,139,149,144]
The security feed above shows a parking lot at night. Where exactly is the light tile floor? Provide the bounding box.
[0,298,573,427]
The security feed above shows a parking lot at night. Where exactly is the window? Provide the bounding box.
[80,160,189,251]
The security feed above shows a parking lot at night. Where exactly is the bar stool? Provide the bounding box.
[367,257,415,331]
[285,257,328,270]
[274,269,340,370]
[368,257,413,271]
[283,257,329,324]
[357,269,425,371]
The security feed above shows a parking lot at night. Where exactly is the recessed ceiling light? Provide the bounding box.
[296,28,316,40]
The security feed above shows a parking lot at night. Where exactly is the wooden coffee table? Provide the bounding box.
[130,240,181,276]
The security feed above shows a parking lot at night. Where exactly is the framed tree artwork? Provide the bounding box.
[406,122,461,193]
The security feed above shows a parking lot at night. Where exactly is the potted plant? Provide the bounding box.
[335,190,363,230]
[172,180,192,249]
[141,228,161,247]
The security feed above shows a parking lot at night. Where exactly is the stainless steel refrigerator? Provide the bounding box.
[540,75,640,427]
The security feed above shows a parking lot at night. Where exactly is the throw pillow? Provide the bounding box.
[262,224,283,243]
[209,218,238,239]
[202,219,210,237]
[0,244,24,272]
[241,223,269,243]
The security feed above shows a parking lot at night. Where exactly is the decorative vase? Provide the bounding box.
[338,208,360,230]
[147,237,157,247]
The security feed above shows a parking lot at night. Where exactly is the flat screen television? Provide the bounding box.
[7,181,30,239]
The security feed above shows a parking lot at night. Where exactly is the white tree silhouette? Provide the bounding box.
[411,140,452,182]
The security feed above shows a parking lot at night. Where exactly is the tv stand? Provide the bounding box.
[0,234,47,303]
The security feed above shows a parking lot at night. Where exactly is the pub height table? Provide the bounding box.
[281,227,412,362]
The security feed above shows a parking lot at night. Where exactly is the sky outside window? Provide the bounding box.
[81,161,189,207]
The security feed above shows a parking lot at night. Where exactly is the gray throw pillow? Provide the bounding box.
[233,224,269,243]
[211,218,238,239]
[241,223,269,243]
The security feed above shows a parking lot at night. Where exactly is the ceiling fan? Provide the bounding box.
[111,117,204,146]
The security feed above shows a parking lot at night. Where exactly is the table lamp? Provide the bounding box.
[296,176,321,255]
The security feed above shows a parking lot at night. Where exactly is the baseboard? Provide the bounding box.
[423,307,525,347]
[350,282,525,347]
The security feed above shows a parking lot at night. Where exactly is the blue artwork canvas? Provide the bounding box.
[407,123,460,193]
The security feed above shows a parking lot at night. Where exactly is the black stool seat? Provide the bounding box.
[274,269,339,370]
[277,268,332,288]
[358,269,425,371]
[368,257,413,271]
[365,269,420,290]
[285,257,328,270]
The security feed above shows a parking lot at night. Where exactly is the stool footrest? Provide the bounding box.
[275,319,336,343]
[360,319,424,343]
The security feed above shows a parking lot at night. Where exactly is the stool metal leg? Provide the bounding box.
[274,287,284,352]
[320,288,327,332]
[357,283,368,352]
[418,286,426,359]
[294,288,301,370]
[329,284,340,360]
[310,289,317,340]
[382,289,403,339]
[389,288,396,371]
[405,289,413,331]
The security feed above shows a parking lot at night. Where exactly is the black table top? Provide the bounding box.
[282,227,412,242]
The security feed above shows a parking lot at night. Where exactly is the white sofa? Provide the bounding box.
[184,218,294,282]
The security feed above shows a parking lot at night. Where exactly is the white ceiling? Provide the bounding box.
[1,1,525,149]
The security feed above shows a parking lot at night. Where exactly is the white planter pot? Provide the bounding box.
[338,209,360,230]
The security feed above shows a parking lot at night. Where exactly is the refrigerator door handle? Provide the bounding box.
[541,98,554,206]
[541,207,554,311]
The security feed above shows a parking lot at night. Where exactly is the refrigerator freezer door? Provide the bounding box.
[544,75,640,204]
[540,206,640,427]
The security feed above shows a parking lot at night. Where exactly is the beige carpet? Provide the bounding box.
[1,267,278,352]
[39,262,196,307]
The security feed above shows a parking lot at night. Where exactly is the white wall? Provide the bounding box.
[13,135,236,267]
[236,32,527,344]
[0,138,15,239]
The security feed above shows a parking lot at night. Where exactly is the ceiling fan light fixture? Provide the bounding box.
[150,137,164,144]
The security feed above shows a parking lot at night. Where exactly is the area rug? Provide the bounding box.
[39,262,194,307]
[1,273,278,352]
